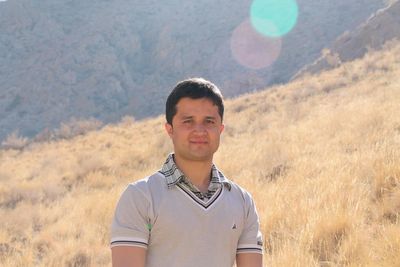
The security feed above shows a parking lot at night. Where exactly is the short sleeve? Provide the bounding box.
[237,192,263,254]
[110,182,152,249]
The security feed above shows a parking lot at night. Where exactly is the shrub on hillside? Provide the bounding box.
[32,118,104,143]
[54,117,103,139]
[1,131,29,150]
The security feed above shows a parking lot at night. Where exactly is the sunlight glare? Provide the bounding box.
[250,0,298,37]
[230,19,282,69]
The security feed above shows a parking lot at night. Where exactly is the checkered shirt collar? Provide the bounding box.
[160,153,230,189]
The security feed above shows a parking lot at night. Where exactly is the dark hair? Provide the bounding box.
[166,78,224,125]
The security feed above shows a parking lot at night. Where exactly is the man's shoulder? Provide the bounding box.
[225,178,255,202]
[126,171,167,194]
[211,169,254,201]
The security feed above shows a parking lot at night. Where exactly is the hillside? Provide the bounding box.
[0,0,385,141]
[295,0,400,78]
[1,38,400,266]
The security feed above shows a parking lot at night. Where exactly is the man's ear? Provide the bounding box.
[220,123,224,133]
[165,122,173,137]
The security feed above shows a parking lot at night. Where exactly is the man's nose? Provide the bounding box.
[193,123,206,133]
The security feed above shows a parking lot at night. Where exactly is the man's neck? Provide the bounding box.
[173,155,213,193]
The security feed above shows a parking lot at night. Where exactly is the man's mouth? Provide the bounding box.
[190,140,208,144]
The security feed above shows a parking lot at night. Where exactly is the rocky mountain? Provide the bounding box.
[0,0,385,140]
[294,0,400,78]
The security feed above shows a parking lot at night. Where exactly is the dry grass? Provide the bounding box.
[1,40,400,266]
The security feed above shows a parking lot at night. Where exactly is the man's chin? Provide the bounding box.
[184,151,214,162]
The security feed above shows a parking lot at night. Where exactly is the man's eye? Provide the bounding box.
[183,120,192,124]
[206,120,215,124]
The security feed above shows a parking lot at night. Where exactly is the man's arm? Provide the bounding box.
[236,253,263,267]
[111,246,146,267]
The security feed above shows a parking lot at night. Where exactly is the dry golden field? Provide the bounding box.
[1,40,400,266]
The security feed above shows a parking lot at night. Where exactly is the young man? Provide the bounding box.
[111,78,263,267]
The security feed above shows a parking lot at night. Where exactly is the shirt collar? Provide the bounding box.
[160,153,231,190]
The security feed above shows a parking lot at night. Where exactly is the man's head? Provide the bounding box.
[165,78,224,125]
[165,78,225,162]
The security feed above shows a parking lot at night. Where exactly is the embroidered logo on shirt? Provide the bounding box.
[232,223,237,229]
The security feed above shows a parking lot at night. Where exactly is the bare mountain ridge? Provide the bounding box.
[294,0,400,78]
[0,0,385,140]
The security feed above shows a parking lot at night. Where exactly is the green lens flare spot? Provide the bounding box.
[250,0,298,37]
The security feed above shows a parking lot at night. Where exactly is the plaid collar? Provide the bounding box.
[159,153,231,190]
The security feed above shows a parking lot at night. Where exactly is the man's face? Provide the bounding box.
[165,97,224,162]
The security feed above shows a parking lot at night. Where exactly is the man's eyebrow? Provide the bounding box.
[180,115,193,119]
[179,115,217,120]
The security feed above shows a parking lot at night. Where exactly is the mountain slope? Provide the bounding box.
[0,0,385,140]
[294,0,400,77]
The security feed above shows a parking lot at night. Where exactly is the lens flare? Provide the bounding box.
[230,19,282,70]
[250,0,298,37]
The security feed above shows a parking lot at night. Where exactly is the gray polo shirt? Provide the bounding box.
[111,157,263,267]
